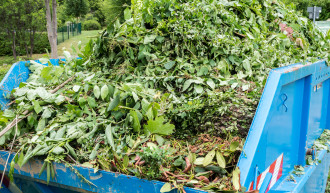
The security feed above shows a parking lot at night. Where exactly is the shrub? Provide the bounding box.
[0,65,12,81]
[83,20,102,30]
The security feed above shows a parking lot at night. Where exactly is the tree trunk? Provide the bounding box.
[30,29,35,57]
[11,31,17,60]
[45,0,57,59]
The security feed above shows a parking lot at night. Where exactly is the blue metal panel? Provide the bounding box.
[270,149,329,193]
[238,60,330,192]
[0,151,201,193]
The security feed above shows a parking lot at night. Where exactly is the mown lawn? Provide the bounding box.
[0,30,101,82]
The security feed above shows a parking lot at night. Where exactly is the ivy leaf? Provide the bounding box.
[203,150,215,166]
[216,151,226,168]
[160,183,173,193]
[144,116,174,135]
[94,85,100,99]
[101,85,109,100]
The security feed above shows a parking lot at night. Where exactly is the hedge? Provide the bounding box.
[82,20,102,30]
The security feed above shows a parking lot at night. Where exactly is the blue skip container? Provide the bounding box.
[0,59,328,193]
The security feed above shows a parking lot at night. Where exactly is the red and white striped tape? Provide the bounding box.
[248,153,283,192]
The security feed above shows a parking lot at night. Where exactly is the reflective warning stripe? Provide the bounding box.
[248,153,283,193]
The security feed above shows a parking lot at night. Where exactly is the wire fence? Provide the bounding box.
[57,23,82,45]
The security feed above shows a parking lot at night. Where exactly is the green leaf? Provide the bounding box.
[144,35,157,44]
[87,96,97,108]
[40,67,52,81]
[206,79,215,89]
[52,146,65,155]
[124,8,131,20]
[194,157,204,165]
[17,151,25,168]
[160,183,173,193]
[230,141,239,151]
[39,162,47,177]
[107,94,120,111]
[72,85,81,92]
[123,155,129,168]
[232,167,240,190]
[144,116,174,135]
[9,159,15,182]
[41,107,52,119]
[94,85,100,99]
[194,84,203,93]
[101,85,109,100]
[130,110,141,133]
[182,80,193,92]
[33,100,42,114]
[47,162,50,184]
[216,151,226,168]
[203,150,215,166]
[105,125,115,150]
[164,61,176,70]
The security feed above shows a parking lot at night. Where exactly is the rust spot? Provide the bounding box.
[284,65,303,73]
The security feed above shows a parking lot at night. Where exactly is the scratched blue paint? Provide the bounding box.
[238,60,330,193]
[0,59,329,192]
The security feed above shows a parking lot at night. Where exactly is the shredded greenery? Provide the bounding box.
[0,0,329,192]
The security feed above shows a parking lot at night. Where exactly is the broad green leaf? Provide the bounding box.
[33,100,42,114]
[41,107,52,119]
[164,61,176,70]
[182,80,193,92]
[17,151,24,168]
[206,79,215,89]
[124,8,131,20]
[155,134,165,146]
[194,84,203,93]
[232,167,241,190]
[216,151,226,168]
[144,35,157,44]
[230,141,240,151]
[73,85,81,92]
[194,157,204,165]
[160,183,173,193]
[101,85,109,100]
[87,96,97,108]
[107,94,120,111]
[123,155,129,167]
[40,67,53,81]
[130,110,141,133]
[144,116,174,135]
[203,150,215,166]
[52,146,65,155]
[55,95,65,105]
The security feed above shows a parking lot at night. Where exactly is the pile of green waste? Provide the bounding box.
[0,0,328,192]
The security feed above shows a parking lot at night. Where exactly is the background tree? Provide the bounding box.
[87,0,105,26]
[0,0,46,59]
[64,0,89,22]
[45,0,58,58]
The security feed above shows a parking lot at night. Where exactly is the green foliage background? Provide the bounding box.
[282,0,330,20]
